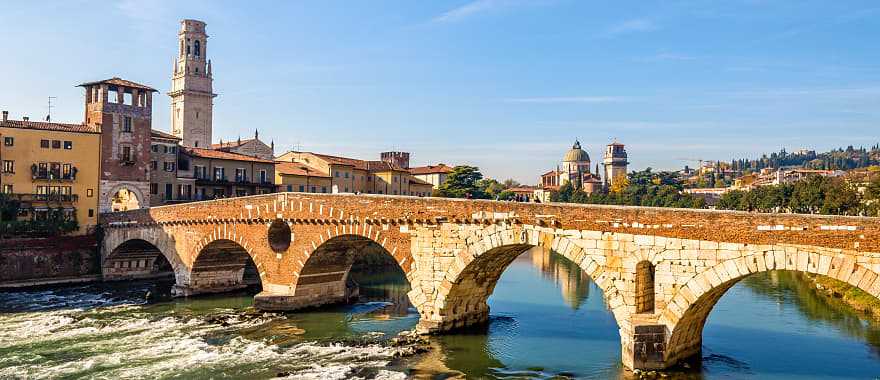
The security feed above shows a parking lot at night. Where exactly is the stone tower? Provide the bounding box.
[79,78,157,212]
[169,19,216,148]
[603,141,629,189]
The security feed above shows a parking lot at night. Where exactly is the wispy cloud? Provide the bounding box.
[433,0,501,23]
[639,52,697,62]
[602,18,658,37]
[431,0,550,23]
[503,96,629,104]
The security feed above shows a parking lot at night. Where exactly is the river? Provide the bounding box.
[2,247,880,379]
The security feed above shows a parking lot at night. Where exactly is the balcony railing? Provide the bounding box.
[9,193,79,203]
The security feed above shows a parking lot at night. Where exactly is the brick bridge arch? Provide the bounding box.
[659,244,880,367]
[102,226,185,283]
[100,192,880,371]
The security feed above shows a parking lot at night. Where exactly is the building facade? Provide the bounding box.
[276,151,433,196]
[0,111,100,234]
[182,147,274,200]
[409,163,454,189]
[80,78,156,212]
[149,130,192,205]
[169,19,216,149]
[275,161,332,193]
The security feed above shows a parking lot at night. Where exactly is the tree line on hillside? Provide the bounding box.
[729,145,880,172]
[550,168,707,209]
[716,175,880,216]
[432,165,880,217]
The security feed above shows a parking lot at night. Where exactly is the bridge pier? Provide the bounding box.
[253,264,358,310]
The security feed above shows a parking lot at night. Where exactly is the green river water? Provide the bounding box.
[2,247,880,379]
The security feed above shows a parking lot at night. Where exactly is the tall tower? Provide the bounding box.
[169,19,216,148]
[603,141,629,189]
[79,77,157,212]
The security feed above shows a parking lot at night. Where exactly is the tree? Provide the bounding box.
[435,165,486,199]
[609,174,630,194]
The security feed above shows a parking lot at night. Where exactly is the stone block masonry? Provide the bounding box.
[100,192,880,370]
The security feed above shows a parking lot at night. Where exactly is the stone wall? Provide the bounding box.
[0,235,99,284]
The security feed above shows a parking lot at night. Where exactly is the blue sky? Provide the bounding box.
[1,1,878,184]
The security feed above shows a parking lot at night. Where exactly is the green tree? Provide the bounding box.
[435,165,486,199]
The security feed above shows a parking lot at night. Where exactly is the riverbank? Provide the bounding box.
[805,273,880,321]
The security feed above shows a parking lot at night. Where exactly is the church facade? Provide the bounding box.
[537,140,628,202]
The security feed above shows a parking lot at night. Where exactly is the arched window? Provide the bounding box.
[635,260,655,313]
[194,40,201,57]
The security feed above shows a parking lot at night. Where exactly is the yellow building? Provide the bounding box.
[275,151,433,196]
[275,161,331,193]
[0,112,101,235]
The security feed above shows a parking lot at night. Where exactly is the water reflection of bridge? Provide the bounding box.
[523,247,593,310]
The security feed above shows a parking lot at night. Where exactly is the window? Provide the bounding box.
[321,187,327,193]
[310,186,316,193]
[260,170,267,183]
[107,86,119,103]
[62,164,72,179]
[298,185,305,192]
[40,139,49,148]
[87,189,93,197]
[63,141,72,149]
[121,146,132,162]
[163,145,168,154]
[235,168,247,182]
[286,185,293,192]
[335,171,340,178]
[122,116,132,132]
[138,92,147,107]
[194,40,201,57]
[165,184,173,200]
[150,183,158,195]
[50,163,61,179]
[178,157,189,171]
[123,90,133,105]
[52,140,61,149]
[164,162,176,172]
[38,163,48,178]
[151,144,159,153]
[1,184,11,194]
[88,209,94,217]
[344,172,349,179]
[214,167,225,181]
[3,137,12,146]
[2,160,13,173]
[150,161,158,170]
[170,146,177,154]
[635,261,655,313]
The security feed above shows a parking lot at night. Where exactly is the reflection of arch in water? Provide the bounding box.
[741,270,880,358]
[662,248,880,367]
[527,246,592,310]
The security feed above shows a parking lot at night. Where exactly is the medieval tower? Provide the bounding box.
[602,141,629,189]
[169,19,216,148]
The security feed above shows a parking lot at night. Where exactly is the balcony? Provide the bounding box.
[30,165,78,182]
[8,193,79,203]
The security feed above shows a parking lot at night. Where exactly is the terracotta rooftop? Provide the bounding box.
[151,129,181,141]
[0,119,98,134]
[410,164,454,175]
[274,161,330,177]
[183,147,273,163]
[78,77,158,92]
[212,138,256,150]
[542,170,561,177]
[287,151,409,173]
[508,186,538,193]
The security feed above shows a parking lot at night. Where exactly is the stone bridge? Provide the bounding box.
[99,192,880,370]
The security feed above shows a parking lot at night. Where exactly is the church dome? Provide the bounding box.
[563,140,590,162]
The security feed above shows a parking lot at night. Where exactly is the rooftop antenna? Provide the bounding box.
[46,96,57,122]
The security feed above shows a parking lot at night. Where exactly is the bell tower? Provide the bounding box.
[169,19,216,148]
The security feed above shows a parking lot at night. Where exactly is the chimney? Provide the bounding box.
[22,116,29,121]
[2,111,7,122]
